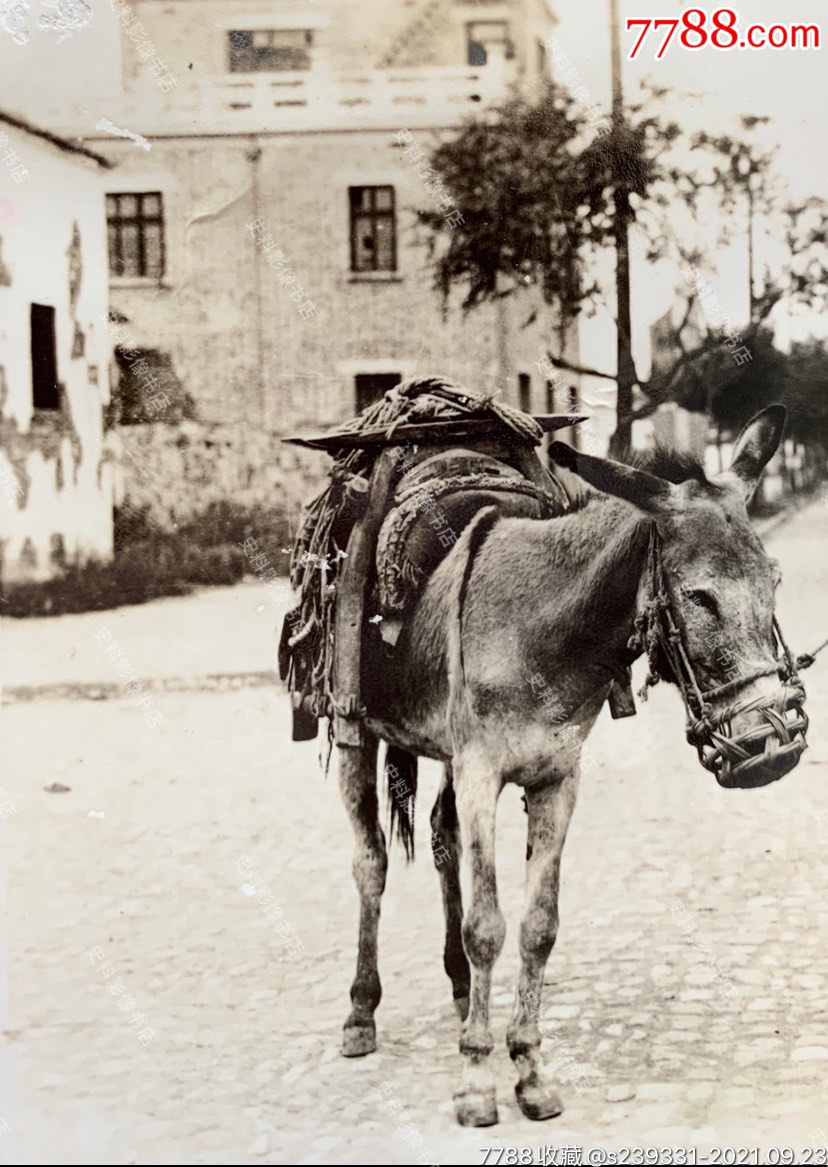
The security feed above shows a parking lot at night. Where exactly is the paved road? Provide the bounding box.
[3,500,828,1164]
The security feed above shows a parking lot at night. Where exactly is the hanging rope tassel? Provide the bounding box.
[286,377,546,727]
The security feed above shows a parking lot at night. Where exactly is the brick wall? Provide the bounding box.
[98,127,572,439]
[118,421,330,532]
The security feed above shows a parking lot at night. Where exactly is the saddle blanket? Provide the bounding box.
[375,446,564,618]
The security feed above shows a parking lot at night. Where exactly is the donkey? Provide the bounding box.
[336,404,807,1127]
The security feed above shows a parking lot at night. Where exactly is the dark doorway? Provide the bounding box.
[355,372,401,414]
[30,303,59,410]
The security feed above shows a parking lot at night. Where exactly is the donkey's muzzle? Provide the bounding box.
[688,683,808,790]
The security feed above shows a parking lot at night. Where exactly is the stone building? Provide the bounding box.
[66,0,576,526]
[0,110,117,582]
[632,304,709,456]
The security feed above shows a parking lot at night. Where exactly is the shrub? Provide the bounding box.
[177,543,247,587]
[113,502,160,549]
[1,541,246,618]
[109,347,197,426]
[176,500,293,559]
[2,501,280,617]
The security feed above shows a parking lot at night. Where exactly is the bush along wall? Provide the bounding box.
[2,499,289,617]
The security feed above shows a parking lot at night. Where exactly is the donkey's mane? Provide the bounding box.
[626,446,709,485]
[557,444,708,514]
[548,444,707,636]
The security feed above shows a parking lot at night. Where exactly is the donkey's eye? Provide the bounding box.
[686,589,720,619]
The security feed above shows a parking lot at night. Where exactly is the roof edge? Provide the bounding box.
[0,109,112,168]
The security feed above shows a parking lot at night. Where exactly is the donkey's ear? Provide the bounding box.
[549,442,674,513]
[719,404,786,500]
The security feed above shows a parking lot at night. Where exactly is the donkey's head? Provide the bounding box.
[551,405,807,790]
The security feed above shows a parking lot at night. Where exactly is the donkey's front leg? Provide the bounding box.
[453,749,505,1127]
[338,735,387,1057]
[507,767,579,1120]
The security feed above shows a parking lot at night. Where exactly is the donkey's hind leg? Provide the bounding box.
[507,767,579,1120]
[431,765,471,1020]
[338,734,387,1057]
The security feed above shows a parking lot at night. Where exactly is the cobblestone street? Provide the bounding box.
[4,499,828,1165]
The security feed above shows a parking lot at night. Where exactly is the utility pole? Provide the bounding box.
[746,169,756,325]
[609,0,636,455]
[737,116,770,327]
[247,140,266,432]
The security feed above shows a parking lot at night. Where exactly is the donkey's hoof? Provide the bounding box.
[515,1080,564,1121]
[454,1087,498,1127]
[454,995,470,1022]
[341,1023,376,1058]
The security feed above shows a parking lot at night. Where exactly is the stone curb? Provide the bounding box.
[4,669,280,705]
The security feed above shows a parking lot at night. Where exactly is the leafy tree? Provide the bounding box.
[419,83,687,445]
[109,346,196,426]
[420,90,828,449]
[418,87,615,325]
[783,339,828,448]
[690,120,828,327]
[419,84,674,314]
[706,328,786,434]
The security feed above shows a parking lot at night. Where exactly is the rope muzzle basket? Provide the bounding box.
[686,678,808,788]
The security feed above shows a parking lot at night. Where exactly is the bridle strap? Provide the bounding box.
[701,657,784,704]
[631,526,806,767]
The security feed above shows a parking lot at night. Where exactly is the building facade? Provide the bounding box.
[63,0,576,524]
[0,111,116,582]
[632,304,709,456]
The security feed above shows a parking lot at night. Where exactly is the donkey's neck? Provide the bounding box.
[528,494,650,692]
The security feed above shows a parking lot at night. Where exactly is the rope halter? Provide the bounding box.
[629,526,808,789]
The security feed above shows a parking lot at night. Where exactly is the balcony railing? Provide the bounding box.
[90,56,515,136]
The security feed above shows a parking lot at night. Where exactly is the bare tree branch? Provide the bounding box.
[543,354,617,382]
[631,397,661,422]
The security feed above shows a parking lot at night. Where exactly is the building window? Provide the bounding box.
[30,303,59,410]
[228,29,313,72]
[355,372,401,414]
[106,193,164,280]
[349,186,396,273]
[518,372,531,413]
[466,21,514,66]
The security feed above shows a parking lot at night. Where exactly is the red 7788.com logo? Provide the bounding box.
[626,8,820,59]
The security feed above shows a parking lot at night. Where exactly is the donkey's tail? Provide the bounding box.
[385,507,498,862]
[386,745,418,861]
[446,505,501,734]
